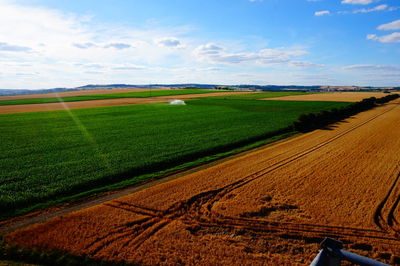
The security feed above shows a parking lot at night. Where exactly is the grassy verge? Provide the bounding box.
[0,89,218,106]
[0,98,349,219]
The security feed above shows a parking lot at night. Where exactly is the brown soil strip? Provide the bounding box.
[0,91,253,114]
[263,92,390,102]
[5,100,400,265]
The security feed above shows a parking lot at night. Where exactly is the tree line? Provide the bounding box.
[293,94,400,132]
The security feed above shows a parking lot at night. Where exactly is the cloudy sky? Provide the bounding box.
[0,0,399,89]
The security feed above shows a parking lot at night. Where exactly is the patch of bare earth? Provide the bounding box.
[0,91,254,114]
[263,92,390,102]
[6,100,400,265]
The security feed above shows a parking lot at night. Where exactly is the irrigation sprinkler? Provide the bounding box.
[310,238,389,266]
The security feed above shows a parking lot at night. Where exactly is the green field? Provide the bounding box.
[0,89,217,106]
[0,98,349,218]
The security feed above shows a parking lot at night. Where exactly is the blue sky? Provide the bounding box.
[0,0,399,89]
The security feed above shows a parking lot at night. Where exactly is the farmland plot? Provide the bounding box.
[6,99,400,265]
[0,88,168,101]
[264,91,388,102]
[0,89,217,106]
[0,91,253,114]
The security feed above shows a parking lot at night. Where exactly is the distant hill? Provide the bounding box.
[0,88,73,96]
[75,84,218,89]
[0,84,396,96]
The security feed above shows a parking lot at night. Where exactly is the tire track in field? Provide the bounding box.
[374,171,400,236]
[85,103,400,256]
[371,99,400,236]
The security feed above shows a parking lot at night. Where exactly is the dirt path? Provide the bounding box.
[0,91,252,114]
[263,92,389,102]
[5,100,400,265]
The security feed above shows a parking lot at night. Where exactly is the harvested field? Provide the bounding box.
[6,99,400,265]
[0,91,252,114]
[0,88,166,100]
[263,91,389,102]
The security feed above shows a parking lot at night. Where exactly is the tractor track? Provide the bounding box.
[374,171,400,235]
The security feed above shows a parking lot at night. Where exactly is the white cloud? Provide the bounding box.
[353,4,388,13]
[366,34,378,40]
[111,64,146,71]
[73,42,97,49]
[343,64,400,86]
[104,43,132,49]
[72,42,132,49]
[343,64,400,72]
[194,43,320,69]
[74,63,104,69]
[289,61,324,68]
[314,10,330,16]
[0,1,196,89]
[156,37,183,48]
[341,0,380,5]
[72,62,146,72]
[0,42,31,52]
[366,32,400,43]
[338,3,397,14]
[377,19,400,31]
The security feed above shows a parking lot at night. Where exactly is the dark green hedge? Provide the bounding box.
[293,94,399,132]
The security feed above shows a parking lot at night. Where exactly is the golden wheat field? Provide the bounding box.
[263,92,389,102]
[6,99,400,265]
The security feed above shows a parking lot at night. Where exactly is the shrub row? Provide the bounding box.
[375,93,399,104]
[293,94,399,132]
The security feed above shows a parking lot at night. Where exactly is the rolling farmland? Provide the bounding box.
[0,89,217,106]
[3,96,400,265]
[2,0,399,264]
[202,91,309,100]
[0,95,348,218]
[0,88,168,100]
[0,91,254,114]
[264,91,389,102]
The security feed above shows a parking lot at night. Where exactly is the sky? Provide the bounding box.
[0,0,399,90]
